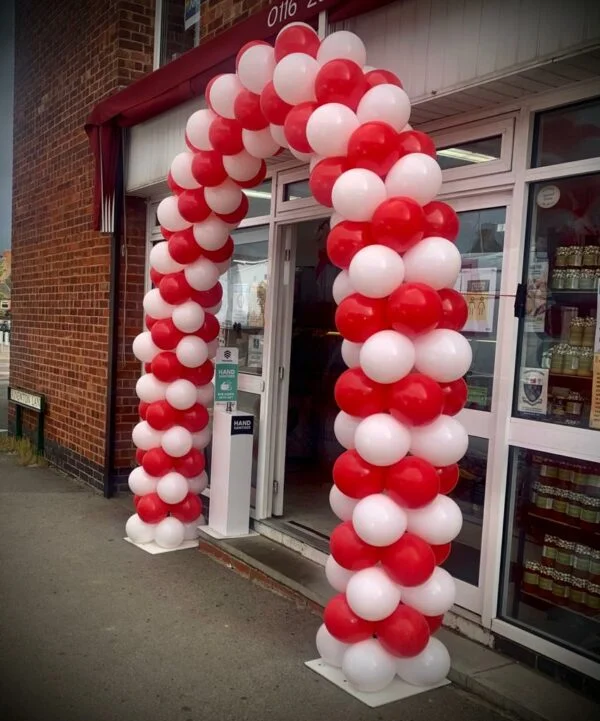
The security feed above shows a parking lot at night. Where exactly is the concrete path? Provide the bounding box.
[0,455,510,721]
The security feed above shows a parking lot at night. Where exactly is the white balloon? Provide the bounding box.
[132,331,159,363]
[222,150,262,182]
[183,521,202,541]
[409,414,469,467]
[357,84,411,131]
[306,103,359,157]
[161,426,193,458]
[355,413,411,467]
[126,513,156,544]
[317,30,367,66]
[348,245,404,298]
[171,151,201,190]
[237,43,276,94]
[414,329,472,383]
[136,374,167,403]
[342,639,397,693]
[332,169,386,222]
[143,288,174,320]
[316,624,349,669]
[403,237,461,290]
[396,637,451,687]
[204,179,243,215]
[165,379,197,410]
[154,517,186,549]
[208,73,243,119]
[273,52,319,105]
[196,382,215,407]
[385,153,442,205]
[242,127,281,159]
[192,426,212,450]
[352,494,408,547]
[329,483,359,521]
[346,566,402,622]
[341,340,362,368]
[332,270,355,304]
[156,471,189,504]
[188,471,209,494]
[149,242,184,275]
[172,301,205,334]
[128,467,158,496]
[176,336,209,368]
[156,195,190,232]
[186,108,216,151]
[400,566,456,617]
[132,421,163,451]
[269,123,289,149]
[359,331,415,385]
[184,257,220,291]
[333,411,360,450]
[193,216,230,251]
[406,494,463,545]
[325,555,355,593]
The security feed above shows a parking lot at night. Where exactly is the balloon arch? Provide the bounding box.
[128,23,471,694]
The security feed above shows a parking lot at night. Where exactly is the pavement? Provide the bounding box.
[0,454,515,721]
[0,346,8,430]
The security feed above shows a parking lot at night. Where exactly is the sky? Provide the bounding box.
[0,1,14,254]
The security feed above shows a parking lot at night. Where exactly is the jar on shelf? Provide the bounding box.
[563,346,581,376]
[589,551,600,586]
[566,492,582,525]
[567,246,584,267]
[573,545,591,581]
[538,566,555,599]
[557,460,575,489]
[568,577,587,612]
[577,347,594,377]
[565,269,581,290]
[568,317,584,346]
[540,458,558,482]
[551,572,571,606]
[580,268,596,290]
[523,562,540,594]
[550,345,568,373]
[534,485,554,517]
[586,471,600,499]
[529,481,540,505]
[584,582,600,613]
[551,394,567,421]
[555,247,569,267]
[573,464,589,492]
[555,539,574,573]
[565,391,584,426]
[583,317,596,347]
[552,268,567,290]
[580,497,599,532]
[541,536,558,567]
[582,246,598,267]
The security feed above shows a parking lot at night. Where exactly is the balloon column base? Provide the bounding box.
[200,526,259,541]
[124,537,200,555]
[304,659,450,707]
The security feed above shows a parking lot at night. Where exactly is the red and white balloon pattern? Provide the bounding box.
[128,22,471,688]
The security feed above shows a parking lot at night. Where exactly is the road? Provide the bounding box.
[0,347,8,431]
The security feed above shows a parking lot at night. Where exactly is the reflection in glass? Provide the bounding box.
[284,179,311,201]
[244,180,272,218]
[437,136,502,170]
[159,0,198,67]
[533,98,600,168]
[217,226,269,376]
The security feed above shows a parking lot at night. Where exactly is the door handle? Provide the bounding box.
[514,283,526,319]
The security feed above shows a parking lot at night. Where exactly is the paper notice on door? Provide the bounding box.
[457,267,497,333]
[525,258,549,334]
[517,367,549,415]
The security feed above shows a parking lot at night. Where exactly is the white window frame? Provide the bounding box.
[153,0,202,71]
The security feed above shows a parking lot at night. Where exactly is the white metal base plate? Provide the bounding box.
[305,659,450,707]
[200,526,259,540]
[124,538,199,554]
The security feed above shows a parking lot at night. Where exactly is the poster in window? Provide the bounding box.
[517,367,549,416]
[184,0,201,30]
[525,257,549,333]
[457,267,497,333]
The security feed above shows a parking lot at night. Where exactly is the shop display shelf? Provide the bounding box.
[520,589,600,625]
[549,289,598,299]
[547,372,593,381]
[526,506,600,542]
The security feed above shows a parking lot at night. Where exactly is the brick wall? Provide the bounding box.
[200,0,269,43]
[11,0,154,489]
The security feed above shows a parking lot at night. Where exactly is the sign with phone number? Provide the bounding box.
[265,0,330,31]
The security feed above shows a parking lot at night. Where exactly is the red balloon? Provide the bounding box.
[151,351,183,383]
[371,197,426,253]
[200,237,234,264]
[309,157,348,208]
[330,521,381,570]
[385,457,440,509]
[159,272,191,305]
[138,402,149,421]
[347,122,400,177]
[440,378,468,416]
[142,447,172,477]
[191,150,227,187]
[169,229,202,264]
[380,533,436,587]
[376,604,430,657]
[438,288,468,331]
[150,319,184,351]
[326,221,372,269]
[135,448,146,466]
[387,282,443,337]
[259,81,293,125]
[167,171,184,195]
[324,594,375,643]
[334,368,387,418]
[284,101,318,153]
[150,268,164,287]
[179,403,209,432]
[234,162,267,189]
[333,450,386,499]
[196,313,219,342]
[191,282,223,308]
[178,189,211,223]
[146,400,178,431]
[217,193,249,225]
[431,542,452,565]
[233,90,268,131]
[389,373,444,427]
[364,68,403,89]
[424,614,444,633]
[169,492,203,523]
[185,360,215,386]
[137,493,169,523]
[208,116,245,155]
[133,494,142,508]
[315,59,367,110]
[423,201,460,242]
[160,226,174,240]
[436,464,460,495]
[397,130,436,159]
[274,24,320,61]
[145,315,158,330]
[144,363,153,374]
[174,448,205,478]
[336,294,387,343]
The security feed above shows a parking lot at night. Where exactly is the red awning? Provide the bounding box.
[86,0,396,230]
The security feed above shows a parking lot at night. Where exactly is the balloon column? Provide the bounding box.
[127,22,470,686]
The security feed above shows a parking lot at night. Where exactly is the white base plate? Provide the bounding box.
[124,538,199,554]
[305,659,450,708]
[201,526,259,540]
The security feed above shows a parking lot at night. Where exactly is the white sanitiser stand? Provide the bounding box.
[204,409,256,539]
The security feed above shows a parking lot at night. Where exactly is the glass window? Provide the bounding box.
[244,180,272,218]
[284,180,311,201]
[238,390,261,497]
[216,225,269,376]
[437,136,502,170]
[500,448,600,663]
[159,0,200,67]
[513,173,600,429]
[454,207,506,412]
[533,98,600,168]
